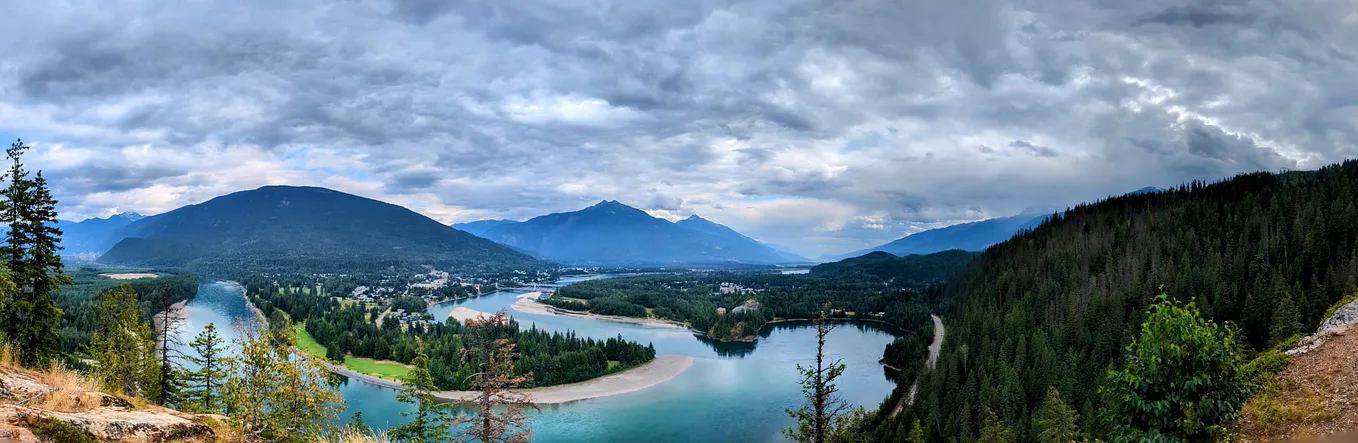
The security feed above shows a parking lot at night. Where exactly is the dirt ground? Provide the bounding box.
[1236,328,1358,441]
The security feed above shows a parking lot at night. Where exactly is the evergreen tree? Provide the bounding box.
[388,337,453,442]
[1098,295,1250,442]
[183,322,227,413]
[977,409,1014,443]
[1269,288,1301,347]
[905,420,924,443]
[1032,387,1080,443]
[0,139,67,368]
[783,307,853,443]
[88,284,158,397]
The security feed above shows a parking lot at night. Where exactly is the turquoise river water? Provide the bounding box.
[171,277,900,442]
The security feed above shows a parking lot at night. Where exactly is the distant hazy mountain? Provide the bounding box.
[673,215,809,262]
[828,212,1050,261]
[55,212,144,256]
[1125,186,1164,196]
[451,219,521,238]
[472,201,797,265]
[810,249,977,287]
[99,186,539,273]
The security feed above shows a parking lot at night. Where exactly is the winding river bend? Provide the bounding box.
[173,277,902,442]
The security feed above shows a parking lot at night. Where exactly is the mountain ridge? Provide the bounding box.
[99,185,540,274]
[466,201,801,265]
[55,212,146,257]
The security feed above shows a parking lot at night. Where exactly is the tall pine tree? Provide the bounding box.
[88,284,158,397]
[388,337,453,442]
[0,139,67,368]
[184,322,227,413]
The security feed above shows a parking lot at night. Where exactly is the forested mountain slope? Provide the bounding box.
[810,250,976,284]
[99,186,539,275]
[888,161,1358,441]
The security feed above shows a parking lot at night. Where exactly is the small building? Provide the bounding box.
[716,307,727,315]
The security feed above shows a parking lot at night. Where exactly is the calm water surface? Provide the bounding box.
[175,277,900,442]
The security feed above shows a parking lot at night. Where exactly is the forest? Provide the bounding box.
[56,268,198,355]
[882,160,1358,441]
[244,278,657,390]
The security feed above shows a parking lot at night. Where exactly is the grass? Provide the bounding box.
[293,322,412,381]
[607,360,620,371]
[344,357,412,381]
[293,323,328,358]
[1237,377,1336,439]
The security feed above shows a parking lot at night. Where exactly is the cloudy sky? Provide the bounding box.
[2,0,1356,258]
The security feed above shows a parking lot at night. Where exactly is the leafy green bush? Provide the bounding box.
[1099,295,1251,442]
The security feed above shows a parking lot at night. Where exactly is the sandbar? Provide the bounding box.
[433,355,695,405]
[511,298,686,330]
[101,273,158,280]
[448,306,494,323]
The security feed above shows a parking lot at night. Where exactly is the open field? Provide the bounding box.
[293,323,412,381]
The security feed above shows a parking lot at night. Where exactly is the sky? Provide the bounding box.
[2,0,1356,258]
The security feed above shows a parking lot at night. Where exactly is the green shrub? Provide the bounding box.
[1098,294,1251,442]
[29,417,98,443]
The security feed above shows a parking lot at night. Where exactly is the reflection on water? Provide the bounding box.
[693,334,758,357]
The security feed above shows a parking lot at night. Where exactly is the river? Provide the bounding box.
[173,277,900,442]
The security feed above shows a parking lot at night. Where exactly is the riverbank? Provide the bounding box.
[226,280,267,324]
[433,355,696,405]
[152,300,188,335]
[512,298,687,329]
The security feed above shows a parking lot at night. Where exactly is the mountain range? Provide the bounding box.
[56,212,145,257]
[826,212,1051,261]
[454,201,807,265]
[827,187,1166,261]
[97,186,538,273]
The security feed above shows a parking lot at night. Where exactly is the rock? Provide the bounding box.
[0,424,38,442]
[0,368,216,442]
[1290,299,1358,356]
[3,404,214,441]
[1318,299,1358,333]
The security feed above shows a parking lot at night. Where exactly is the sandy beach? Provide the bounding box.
[433,355,695,405]
[511,298,687,329]
[152,300,188,335]
[101,273,158,280]
[448,306,494,323]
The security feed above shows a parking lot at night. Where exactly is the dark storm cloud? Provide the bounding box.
[1,0,1354,256]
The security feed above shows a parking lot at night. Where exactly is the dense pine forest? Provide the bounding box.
[884,161,1358,441]
[57,268,198,355]
[245,278,656,390]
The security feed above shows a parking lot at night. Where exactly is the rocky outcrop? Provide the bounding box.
[0,367,218,442]
[1319,299,1358,333]
[1289,299,1358,356]
[1,405,214,441]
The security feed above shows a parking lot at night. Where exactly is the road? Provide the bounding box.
[894,314,944,416]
